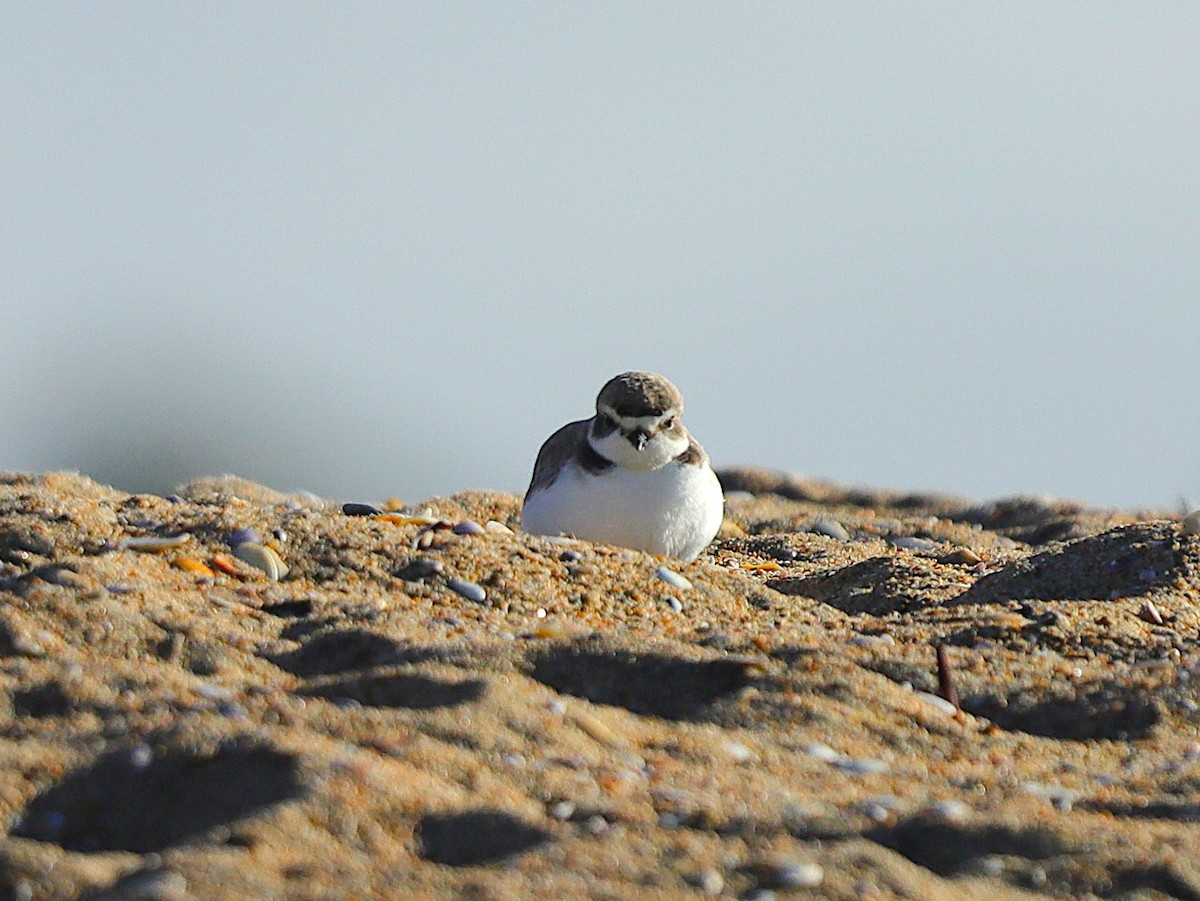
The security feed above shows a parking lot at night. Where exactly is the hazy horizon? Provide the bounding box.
[3,5,1198,510]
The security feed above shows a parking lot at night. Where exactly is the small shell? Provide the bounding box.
[914,691,958,716]
[452,519,486,536]
[1139,600,1165,625]
[233,542,288,581]
[812,518,851,541]
[655,566,693,591]
[889,536,939,552]
[485,520,514,534]
[123,534,191,551]
[446,578,487,603]
[174,556,215,577]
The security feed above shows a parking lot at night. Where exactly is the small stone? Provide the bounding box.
[342,503,383,516]
[548,800,576,820]
[690,868,724,895]
[233,543,288,581]
[724,741,756,764]
[914,690,959,716]
[812,518,851,541]
[802,742,841,763]
[122,534,191,551]
[759,860,824,889]
[944,547,982,564]
[927,799,972,823]
[890,535,939,552]
[560,549,583,563]
[833,756,890,776]
[447,578,487,603]
[667,596,684,613]
[226,528,261,548]
[485,520,514,534]
[655,566,692,591]
[453,520,486,535]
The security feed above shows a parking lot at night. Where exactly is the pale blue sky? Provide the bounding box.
[3,4,1198,508]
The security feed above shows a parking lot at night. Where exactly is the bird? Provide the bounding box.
[521,371,724,561]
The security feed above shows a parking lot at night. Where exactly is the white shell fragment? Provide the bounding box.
[914,691,959,716]
[447,578,487,603]
[452,519,486,536]
[122,534,192,551]
[233,543,288,581]
[485,520,514,534]
[655,566,692,591]
[812,518,851,541]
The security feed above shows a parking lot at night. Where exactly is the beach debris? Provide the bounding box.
[890,535,939,553]
[935,643,960,712]
[395,558,444,581]
[452,519,486,536]
[655,566,692,591]
[174,556,215,577]
[742,561,783,572]
[833,756,890,776]
[752,859,824,890]
[342,502,383,516]
[233,543,288,581]
[812,518,851,541]
[1139,600,1165,625]
[122,533,191,552]
[915,690,958,717]
[225,528,261,548]
[485,520,514,534]
[447,578,487,603]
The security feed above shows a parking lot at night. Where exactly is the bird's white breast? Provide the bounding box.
[521,458,723,561]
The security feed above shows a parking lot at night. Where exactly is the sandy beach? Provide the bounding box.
[2,468,1199,900]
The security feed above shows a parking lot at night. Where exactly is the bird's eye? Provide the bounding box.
[663,416,676,429]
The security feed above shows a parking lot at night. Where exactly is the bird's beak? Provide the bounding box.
[628,428,649,451]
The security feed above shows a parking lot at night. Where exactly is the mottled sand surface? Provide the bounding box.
[2,469,1200,900]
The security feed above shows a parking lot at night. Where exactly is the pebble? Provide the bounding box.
[1021,781,1078,811]
[667,596,684,613]
[233,543,288,581]
[453,519,486,536]
[760,860,824,889]
[944,547,982,564]
[342,503,383,516]
[447,578,487,603]
[122,534,191,551]
[812,518,851,541]
[914,690,959,716]
[724,741,757,764]
[226,528,261,548]
[889,535,939,552]
[926,799,972,823]
[833,756,890,776]
[560,549,583,563]
[485,520,514,534]
[802,742,841,763]
[691,869,724,895]
[655,566,692,591]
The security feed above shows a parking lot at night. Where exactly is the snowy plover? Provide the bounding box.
[521,371,724,561]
